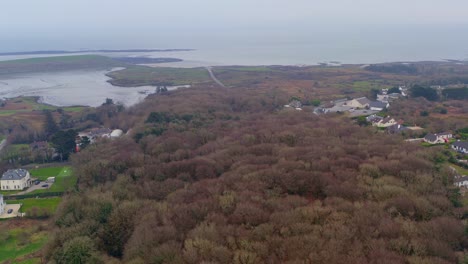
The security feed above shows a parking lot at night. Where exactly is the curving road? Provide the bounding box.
[206,67,226,88]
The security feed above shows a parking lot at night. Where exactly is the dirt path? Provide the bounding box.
[206,67,226,88]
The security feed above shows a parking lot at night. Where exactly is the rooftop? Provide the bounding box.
[453,141,468,149]
[1,169,29,181]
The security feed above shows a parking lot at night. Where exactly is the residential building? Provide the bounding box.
[366,114,383,124]
[373,117,397,128]
[345,97,371,109]
[455,176,468,188]
[387,124,409,134]
[0,194,4,215]
[452,141,468,154]
[376,94,389,103]
[424,132,453,144]
[288,100,302,109]
[369,101,389,111]
[0,169,31,191]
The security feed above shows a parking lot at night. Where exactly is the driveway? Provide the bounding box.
[16,181,54,195]
[0,204,21,219]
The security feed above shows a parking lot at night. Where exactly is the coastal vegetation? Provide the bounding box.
[0,55,123,75]
[106,66,212,87]
[45,85,467,263]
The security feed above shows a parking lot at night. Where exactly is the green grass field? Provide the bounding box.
[16,258,42,264]
[29,166,76,194]
[219,66,276,72]
[7,197,62,213]
[107,66,211,87]
[0,55,123,75]
[452,164,468,176]
[0,228,47,263]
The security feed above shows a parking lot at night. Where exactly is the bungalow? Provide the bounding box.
[387,124,409,134]
[0,169,31,191]
[452,141,468,154]
[0,194,4,215]
[373,117,397,128]
[366,114,383,123]
[424,132,453,144]
[369,101,389,111]
[455,176,468,188]
[376,94,389,103]
[345,97,371,109]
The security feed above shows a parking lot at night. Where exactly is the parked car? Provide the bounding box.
[7,209,13,214]
[41,184,49,188]
[35,180,40,185]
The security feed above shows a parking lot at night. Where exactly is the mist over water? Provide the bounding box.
[2,25,468,65]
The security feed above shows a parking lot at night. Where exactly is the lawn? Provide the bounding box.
[7,197,62,213]
[29,167,67,181]
[28,166,76,194]
[0,228,48,264]
[62,106,87,112]
[452,164,468,176]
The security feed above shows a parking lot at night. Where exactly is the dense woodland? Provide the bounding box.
[44,85,467,263]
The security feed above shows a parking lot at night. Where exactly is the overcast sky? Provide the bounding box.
[2,0,468,51]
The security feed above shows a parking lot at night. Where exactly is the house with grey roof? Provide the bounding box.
[0,169,31,191]
[455,176,468,188]
[424,132,452,144]
[452,141,468,154]
[345,97,371,109]
[369,101,389,111]
[366,114,383,124]
[386,124,409,134]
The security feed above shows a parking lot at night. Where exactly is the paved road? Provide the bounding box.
[206,67,226,88]
[0,139,6,153]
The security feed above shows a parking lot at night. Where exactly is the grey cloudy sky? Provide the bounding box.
[2,0,468,51]
[3,0,468,30]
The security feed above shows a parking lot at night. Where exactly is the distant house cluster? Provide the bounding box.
[318,96,390,117]
[0,169,31,191]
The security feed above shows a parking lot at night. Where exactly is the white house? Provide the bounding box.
[455,176,468,188]
[424,132,453,144]
[452,141,468,154]
[373,117,398,128]
[0,169,32,191]
[0,194,4,215]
